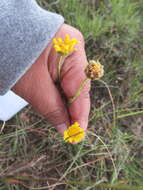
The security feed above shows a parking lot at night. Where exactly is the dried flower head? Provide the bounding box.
[85,60,104,80]
[53,34,79,55]
[64,122,85,143]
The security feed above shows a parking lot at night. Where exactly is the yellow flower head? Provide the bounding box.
[64,122,85,143]
[53,34,79,55]
[85,60,104,80]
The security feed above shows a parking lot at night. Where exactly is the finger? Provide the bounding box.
[60,33,91,131]
[12,46,70,135]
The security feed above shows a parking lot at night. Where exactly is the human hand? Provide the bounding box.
[12,24,91,137]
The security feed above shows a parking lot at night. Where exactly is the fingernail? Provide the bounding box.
[56,123,67,135]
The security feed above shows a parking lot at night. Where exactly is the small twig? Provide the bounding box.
[69,154,110,172]
[49,0,61,6]
[19,181,64,190]
[0,121,6,134]
[1,155,46,176]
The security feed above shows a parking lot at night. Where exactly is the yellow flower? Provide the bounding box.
[53,34,79,55]
[64,122,85,143]
[85,60,104,80]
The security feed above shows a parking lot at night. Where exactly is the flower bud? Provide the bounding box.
[85,60,104,80]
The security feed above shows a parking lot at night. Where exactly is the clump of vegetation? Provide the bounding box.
[0,0,143,189]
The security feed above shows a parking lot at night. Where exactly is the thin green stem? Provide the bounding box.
[69,78,89,104]
[58,55,63,80]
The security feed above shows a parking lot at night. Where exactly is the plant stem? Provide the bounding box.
[69,78,89,104]
[58,55,63,80]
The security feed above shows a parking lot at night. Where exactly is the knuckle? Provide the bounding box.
[44,106,67,125]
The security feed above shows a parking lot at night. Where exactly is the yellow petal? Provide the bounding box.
[54,46,61,52]
[69,138,73,143]
[71,38,79,44]
[63,122,85,143]
[57,38,63,43]
[64,34,70,44]
[52,39,58,45]
[63,131,68,141]
[52,34,79,55]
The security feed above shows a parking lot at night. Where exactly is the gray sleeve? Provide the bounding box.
[0,0,64,95]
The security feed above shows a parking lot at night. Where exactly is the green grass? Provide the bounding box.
[0,0,143,189]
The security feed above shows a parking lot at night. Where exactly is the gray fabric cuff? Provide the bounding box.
[0,0,64,95]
